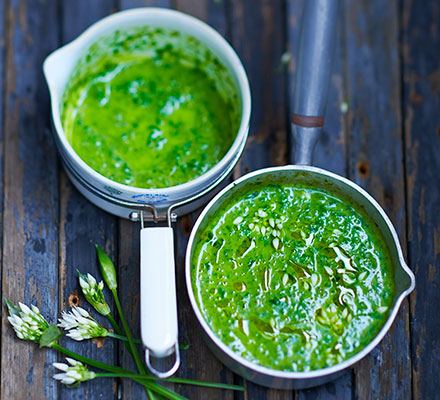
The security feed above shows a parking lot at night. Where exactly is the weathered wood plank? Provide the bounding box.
[343,1,411,399]
[1,0,59,399]
[58,175,118,400]
[286,1,353,398]
[0,0,4,393]
[296,374,353,400]
[230,0,288,178]
[402,0,440,399]
[57,4,120,399]
[175,0,228,37]
[0,0,5,324]
[60,0,118,44]
[120,0,171,8]
[117,218,145,398]
[229,1,293,399]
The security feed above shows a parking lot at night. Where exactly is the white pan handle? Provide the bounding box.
[140,226,180,378]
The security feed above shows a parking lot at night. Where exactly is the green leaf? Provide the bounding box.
[77,269,87,281]
[39,325,62,348]
[4,297,20,317]
[95,245,118,290]
[165,377,245,391]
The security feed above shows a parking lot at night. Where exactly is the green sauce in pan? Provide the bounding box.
[192,183,395,371]
[62,27,240,188]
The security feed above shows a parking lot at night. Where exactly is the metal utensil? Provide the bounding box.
[185,0,415,389]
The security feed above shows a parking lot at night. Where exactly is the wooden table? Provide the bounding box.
[1,0,438,399]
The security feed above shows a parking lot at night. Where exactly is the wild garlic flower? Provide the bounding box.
[53,358,96,385]
[58,307,108,341]
[6,300,50,342]
[78,271,110,316]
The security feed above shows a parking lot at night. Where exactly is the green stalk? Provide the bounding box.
[162,377,244,391]
[107,331,142,344]
[54,344,243,392]
[107,332,128,341]
[53,344,175,400]
[111,288,147,375]
[95,372,244,391]
[53,343,129,374]
[106,313,124,336]
[95,246,152,398]
[95,374,188,400]
[111,289,154,399]
[53,343,245,400]
[106,315,152,397]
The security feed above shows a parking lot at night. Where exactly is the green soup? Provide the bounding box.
[62,27,240,188]
[192,183,395,371]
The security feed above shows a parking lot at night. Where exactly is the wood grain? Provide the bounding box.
[344,1,412,399]
[296,374,353,400]
[230,0,288,177]
[1,0,59,399]
[402,0,440,399]
[1,0,439,399]
[0,0,4,393]
[57,3,120,399]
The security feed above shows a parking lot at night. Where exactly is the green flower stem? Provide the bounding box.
[53,342,246,400]
[111,288,147,375]
[96,374,187,400]
[95,246,151,397]
[106,313,124,336]
[52,343,128,374]
[162,378,245,391]
[107,331,128,342]
[111,288,153,400]
[54,343,243,391]
[107,331,142,344]
[96,372,244,391]
[52,343,177,400]
[146,387,157,400]
[106,317,150,398]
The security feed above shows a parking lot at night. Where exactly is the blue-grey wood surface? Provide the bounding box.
[0,0,438,399]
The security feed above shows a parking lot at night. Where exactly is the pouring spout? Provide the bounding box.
[401,260,416,294]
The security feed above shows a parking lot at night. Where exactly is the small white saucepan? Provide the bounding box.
[43,8,251,378]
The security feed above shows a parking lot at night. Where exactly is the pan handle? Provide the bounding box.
[291,0,340,165]
[140,225,180,378]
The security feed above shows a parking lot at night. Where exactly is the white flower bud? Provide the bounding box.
[53,363,69,372]
[52,358,96,386]
[19,303,32,315]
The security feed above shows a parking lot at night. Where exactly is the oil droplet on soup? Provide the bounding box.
[192,184,395,371]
